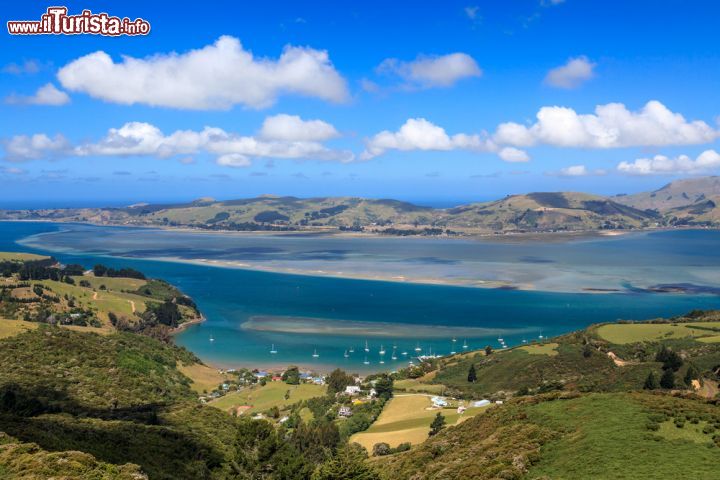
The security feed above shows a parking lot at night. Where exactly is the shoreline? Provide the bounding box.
[172,315,206,334]
[5,217,711,243]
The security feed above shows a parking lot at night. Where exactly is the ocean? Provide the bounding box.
[3,221,720,373]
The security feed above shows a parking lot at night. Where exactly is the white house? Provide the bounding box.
[473,399,491,407]
[431,396,448,408]
[345,385,361,395]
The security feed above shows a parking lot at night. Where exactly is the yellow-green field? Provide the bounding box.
[518,342,559,356]
[178,362,230,394]
[0,252,49,261]
[656,420,713,444]
[72,275,147,292]
[596,322,720,344]
[209,381,326,414]
[38,279,151,322]
[0,319,38,339]
[350,394,489,451]
[394,378,446,394]
[0,319,111,339]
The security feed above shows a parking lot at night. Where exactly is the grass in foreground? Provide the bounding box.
[209,381,326,414]
[378,392,720,480]
[526,393,720,479]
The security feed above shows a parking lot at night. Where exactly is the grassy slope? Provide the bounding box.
[0,327,251,480]
[351,394,488,451]
[0,432,145,480]
[526,393,720,479]
[378,392,720,480]
[209,381,326,414]
[0,319,37,339]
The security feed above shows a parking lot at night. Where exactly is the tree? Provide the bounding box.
[660,369,675,389]
[372,442,391,456]
[311,444,380,480]
[282,366,300,385]
[429,412,446,437]
[374,374,394,400]
[684,364,702,387]
[656,345,683,371]
[485,345,493,356]
[327,368,354,395]
[467,364,477,383]
[643,371,659,390]
[582,344,593,358]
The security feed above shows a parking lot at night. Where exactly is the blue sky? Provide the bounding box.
[1,0,720,207]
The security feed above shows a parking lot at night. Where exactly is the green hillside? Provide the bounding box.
[5,177,720,234]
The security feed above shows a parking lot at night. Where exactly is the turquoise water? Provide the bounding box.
[3,221,720,373]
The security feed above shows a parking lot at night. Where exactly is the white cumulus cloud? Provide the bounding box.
[494,100,718,149]
[544,56,596,89]
[377,53,482,88]
[57,36,349,110]
[5,83,70,106]
[3,116,353,165]
[361,118,496,159]
[259,114,339,142]
[3,133,71,161]
[498,147,530,162]
[617,150,720,175]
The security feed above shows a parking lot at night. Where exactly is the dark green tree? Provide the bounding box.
[467,364,477,383]
[374,374,394,400]
[660,368,675,389]
[684,364,702,387]
[485,345,493,356]
[643,371,659,390]
[311,444,380,480]
[429,412,446,437]
[282,366,301,385]
[327,368,354,395]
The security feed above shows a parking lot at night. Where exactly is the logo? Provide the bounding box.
[7,6,151,36]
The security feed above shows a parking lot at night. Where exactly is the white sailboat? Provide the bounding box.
[270,344,277,354]
[344,350,349,358]
[363,356,369,365]
[379,345,386,355]
[364,340,370,352]
[349,346,355,353]
[209,334,215,342]
[312,349,319,358]
[462,339,468,349]
[391,345,398,360]
[414,342,422,352]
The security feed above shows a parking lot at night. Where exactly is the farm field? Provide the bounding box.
[177,362,230,394]
[519,342,559,356]
[0,319,37,339]
[351,394,489,451]
[0,252,49,261]
[209,381,326,414]
[596,322,720,344]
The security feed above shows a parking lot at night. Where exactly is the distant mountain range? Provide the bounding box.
[2,177,719,236]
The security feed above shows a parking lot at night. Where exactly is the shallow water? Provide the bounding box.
[3,221,720,373]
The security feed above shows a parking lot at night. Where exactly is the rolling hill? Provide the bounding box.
[0,187,683,235]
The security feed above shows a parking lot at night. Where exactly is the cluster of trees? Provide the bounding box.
[372,441,411,456]
[644,345,700,390]
[93,264,146,280]
[0,257,83,285]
